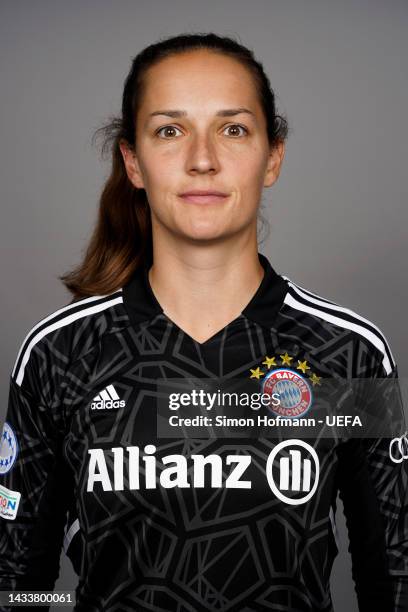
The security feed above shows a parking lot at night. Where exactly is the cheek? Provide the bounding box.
[247,149,268,182]
[141,164,179,218]
[230,158,266,199]
[140,158,174,196]
[158,146,182,175]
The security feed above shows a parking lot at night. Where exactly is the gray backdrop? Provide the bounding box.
[1,1,407,611]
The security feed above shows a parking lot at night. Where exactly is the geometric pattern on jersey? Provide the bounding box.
[1,252,407,612]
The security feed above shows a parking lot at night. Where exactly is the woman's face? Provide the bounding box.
[120,49,284,244]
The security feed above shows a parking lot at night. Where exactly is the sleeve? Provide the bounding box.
[336,353,408,611]
[0,344,74,610]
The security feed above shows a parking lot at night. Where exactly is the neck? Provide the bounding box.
[147,235,265,344]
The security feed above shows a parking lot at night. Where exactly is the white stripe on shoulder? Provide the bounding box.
[283,289,394,375]
[12,292,123,386]
[284,278,395,353]
[12,292,123,380]
[281,275,337,305]
[284,277,395,364]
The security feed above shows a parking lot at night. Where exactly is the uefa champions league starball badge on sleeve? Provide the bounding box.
[0,422,19,475]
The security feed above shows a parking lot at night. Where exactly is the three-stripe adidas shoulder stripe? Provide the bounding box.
[282,275,396,375]
[12,291,124,387]
[91,385,125,410]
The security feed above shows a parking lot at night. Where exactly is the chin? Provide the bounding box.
[180,224,239,244]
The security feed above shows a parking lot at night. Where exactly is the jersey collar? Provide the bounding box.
[122,252,288,331]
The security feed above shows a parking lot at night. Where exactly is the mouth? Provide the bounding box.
[178,190,229,205]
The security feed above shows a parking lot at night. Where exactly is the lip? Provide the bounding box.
[178,190,229,204]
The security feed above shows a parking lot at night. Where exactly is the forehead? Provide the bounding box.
[139,50,260,113]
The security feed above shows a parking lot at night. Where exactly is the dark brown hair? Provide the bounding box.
[60,32,289,299]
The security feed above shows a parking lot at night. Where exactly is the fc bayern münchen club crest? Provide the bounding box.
[262,368,313,418]
[0,422,19,475]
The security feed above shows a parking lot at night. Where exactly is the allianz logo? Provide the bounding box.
[91,385,125,410]
[86,439,320,506]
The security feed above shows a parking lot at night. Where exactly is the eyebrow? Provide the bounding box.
[148,107,255,119]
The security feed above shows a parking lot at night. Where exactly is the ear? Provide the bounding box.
[119,140,145,189]
[263,141,285,188]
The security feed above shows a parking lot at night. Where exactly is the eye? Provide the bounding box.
[156,125,183,139]
[223,124,248,137]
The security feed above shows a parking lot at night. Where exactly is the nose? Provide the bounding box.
[186,131,220,174]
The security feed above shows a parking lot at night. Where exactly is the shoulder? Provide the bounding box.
[11,289,129,392]
[281,274,396,376]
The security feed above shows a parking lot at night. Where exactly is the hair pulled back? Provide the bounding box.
[60,32,289,299]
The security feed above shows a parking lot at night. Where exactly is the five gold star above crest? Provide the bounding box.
[249,353,320,384]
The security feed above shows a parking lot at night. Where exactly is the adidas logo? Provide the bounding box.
[91,385,125,410]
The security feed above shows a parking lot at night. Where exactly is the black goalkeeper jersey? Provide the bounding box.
[1,252,407,612]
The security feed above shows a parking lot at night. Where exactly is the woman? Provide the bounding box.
[0,33,407,612]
